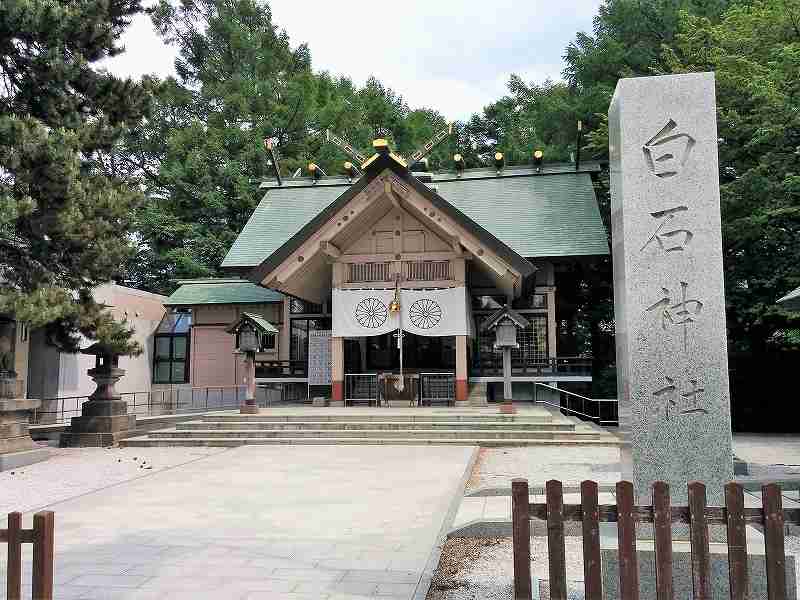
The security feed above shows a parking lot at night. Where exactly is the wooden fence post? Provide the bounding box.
[32,511,55,600]
[763,483,786,600]
[581,480,603,600]
[616,480,639,600]
[512,478,532,600]
[652,481,673,600]
[725,482,748,600]
[6,511,23,600]
[687,481,711,600]
[546,479,567,600]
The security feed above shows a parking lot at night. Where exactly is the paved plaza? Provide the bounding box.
[1,445,474,600]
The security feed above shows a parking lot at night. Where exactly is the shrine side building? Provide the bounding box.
[156,147,609,405]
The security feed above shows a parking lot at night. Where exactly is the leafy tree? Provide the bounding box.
[0,0,150,354]
[121,0,458,292]
[662,1,800,352]
[120,0,314,291]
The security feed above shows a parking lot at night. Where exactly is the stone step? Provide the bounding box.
[147,428,602,440]
[176,420,576,432]
[196,413,555,424]
[120,435,620,448]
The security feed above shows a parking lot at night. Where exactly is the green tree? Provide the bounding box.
[120,0,314,292]
[0,0,150,354]
[663,1,800,352]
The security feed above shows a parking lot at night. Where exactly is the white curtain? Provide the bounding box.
[332,287,471,338]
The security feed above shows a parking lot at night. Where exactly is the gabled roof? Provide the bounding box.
[247,152,537,285]
[481,305,531,331]
[165,279,283,306]
[221,162,609,270]
[778,286,800,310]
[226,312,278,334]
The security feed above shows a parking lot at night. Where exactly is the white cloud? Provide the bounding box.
[102,0,602,121]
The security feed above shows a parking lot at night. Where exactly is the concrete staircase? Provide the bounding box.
[120,407,621,448]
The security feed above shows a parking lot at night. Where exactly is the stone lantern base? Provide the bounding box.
[0,398,50,471]
[61,366,136,447]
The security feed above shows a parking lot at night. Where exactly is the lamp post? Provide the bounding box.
[480,306,530,415]
[237,323,259,414]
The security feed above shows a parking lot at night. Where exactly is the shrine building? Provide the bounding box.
[156,141,609,406]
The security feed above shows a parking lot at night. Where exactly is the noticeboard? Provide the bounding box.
[307,330,332,386]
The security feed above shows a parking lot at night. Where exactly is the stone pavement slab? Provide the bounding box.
[1,444,474,599]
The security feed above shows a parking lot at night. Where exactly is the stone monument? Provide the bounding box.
[606,72,795,598]
[610,72,732,506]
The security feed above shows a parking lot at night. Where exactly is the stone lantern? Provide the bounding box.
[228,313,278,415]
[0,318,48,471]
[60,343,135,447]
[481,305,530,414]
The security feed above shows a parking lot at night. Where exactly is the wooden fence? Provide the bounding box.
[512,479,799,600]
[1,512,55,600]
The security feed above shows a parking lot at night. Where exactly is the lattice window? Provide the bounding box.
[404,260,450,281]
[512,316,548,365]
[347,262,391,283]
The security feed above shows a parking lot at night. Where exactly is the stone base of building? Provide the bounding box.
[601,529,797,599]
[239,404,259,414]
[454,400,470,408]
[0,447,50,472]
[499,402,516,414]
[312,397,328,407]
[328,400,345,407]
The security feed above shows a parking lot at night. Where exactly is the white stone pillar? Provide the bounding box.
[609,72,733,505]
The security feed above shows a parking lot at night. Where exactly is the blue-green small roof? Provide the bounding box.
[165,279,283,306]
[221,164,609,270]
[778,286,800,310]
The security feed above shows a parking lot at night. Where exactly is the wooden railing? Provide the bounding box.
[347,262,391,283]
[512,478,795,600]
[1,511,55,600]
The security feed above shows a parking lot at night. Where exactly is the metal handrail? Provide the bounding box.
[533,382,619,426]
[30,385,249,424]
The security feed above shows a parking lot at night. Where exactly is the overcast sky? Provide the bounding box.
[103,0,602,122]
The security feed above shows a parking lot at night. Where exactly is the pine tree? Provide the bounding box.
[0,0,151,354]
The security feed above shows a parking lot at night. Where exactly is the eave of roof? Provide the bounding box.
[246,153,535,286]
[222,161,609,271]
[165,279,283,306]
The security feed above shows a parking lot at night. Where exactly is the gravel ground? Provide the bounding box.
[466,446,621,492]
[429,536,800,600]
[0,445,227,516]
[439,436,800,599]
[427,537,586,600]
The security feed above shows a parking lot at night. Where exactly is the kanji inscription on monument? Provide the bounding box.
[609,72,733,505]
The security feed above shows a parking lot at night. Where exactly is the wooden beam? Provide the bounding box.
[320,240,341,258]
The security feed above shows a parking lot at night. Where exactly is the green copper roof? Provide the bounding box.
[241,312,279,333]
[221,166,609,270]
[778,286,800,310]
[165,279,283,306]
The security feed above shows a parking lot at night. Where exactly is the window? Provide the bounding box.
[153,311,191,384]
[261,332,276,351]
[290,298,324,314]
[290,318,331,362]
